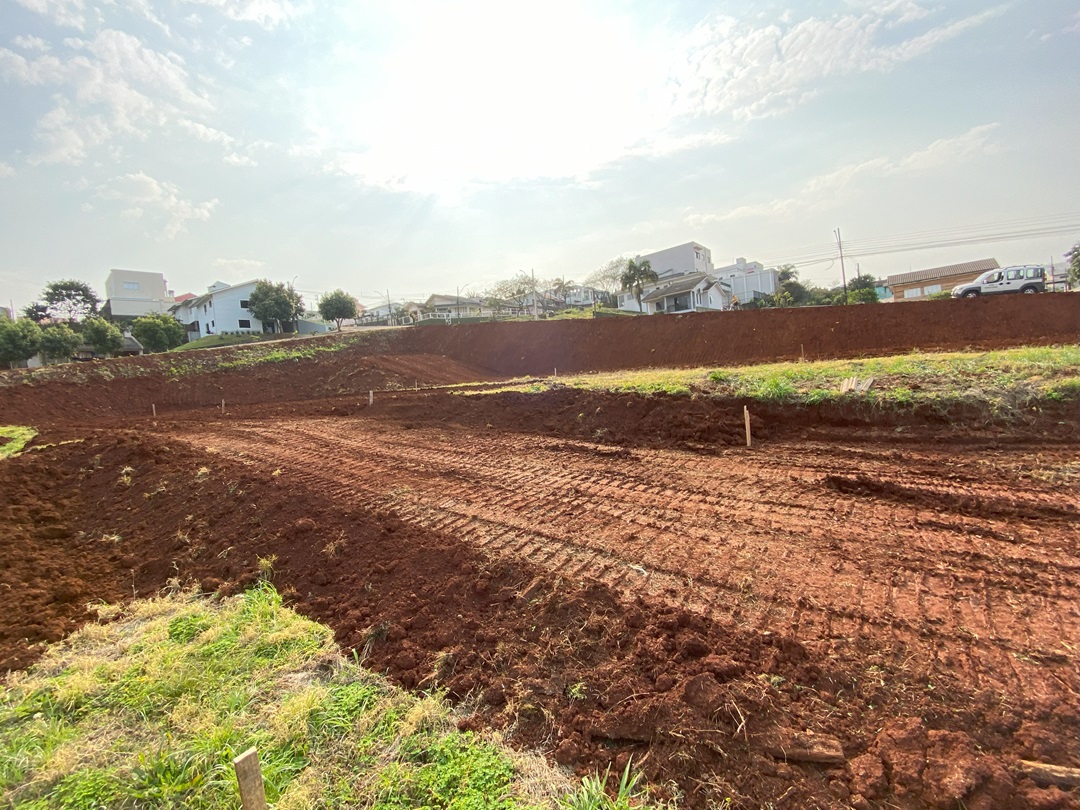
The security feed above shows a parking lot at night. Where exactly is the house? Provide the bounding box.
[171,280,263,340]
[103,269,176,319]
[886,258,999,301]
[638,242,714,280]
[639,272,732,314]
[424,294,491,320]
[714,259,779,304]
[169,279,330,340]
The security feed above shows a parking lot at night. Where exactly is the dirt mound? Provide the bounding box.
[3,416,1077,809]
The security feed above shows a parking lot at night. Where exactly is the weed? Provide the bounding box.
[566,682,587,702]
[560,759,644,810]
[117,466,135,487]
[194,466,210,481]
[257,554,278,581]
[0,426,37,460]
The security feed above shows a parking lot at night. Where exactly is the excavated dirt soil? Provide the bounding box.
[2,307,1079,809]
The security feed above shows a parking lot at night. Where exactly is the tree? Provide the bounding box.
[247,280,305,333]
[0,319,43,368]
[39,323,81,364]
[620,259,658,313]
[317,289,358,331]
[845,274,880,304]
[131,313,185,353]
[485,272,538,314]
[1065,243,1080,288]
[42,280,100,322]
[585,257,629,306]
[82,317,124,357]
[22,302,51,323]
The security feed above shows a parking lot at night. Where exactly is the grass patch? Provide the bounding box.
[1,584,663,810]
[461,346,1080,415]
[171,333,272,352]
[0,426,37,459]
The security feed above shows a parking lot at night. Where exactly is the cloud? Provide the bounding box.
[213,257,264,278]
[672,5,1007,121]
[11,34,51,51]
[0,162,14,177]
[178,118,235,145]
[180,0,307,30]
[687,124,1000,225]
[1,29,210,164]
[96,171,218,238]
[223,152,257,166]
[12,0,87,30]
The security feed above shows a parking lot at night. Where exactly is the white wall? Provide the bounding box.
[638,242,713,279]
[105,269,174,317]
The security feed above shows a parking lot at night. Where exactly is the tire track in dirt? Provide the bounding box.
[174,416,1078,702]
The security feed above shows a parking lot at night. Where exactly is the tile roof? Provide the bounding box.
[640,272,710,303]
[886,258,999,287]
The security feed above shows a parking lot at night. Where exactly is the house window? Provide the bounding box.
[904,288,922,299]
[923,284,942,294]
[240,299,250,308]
[123,281,140,290]
[238,319,251,329]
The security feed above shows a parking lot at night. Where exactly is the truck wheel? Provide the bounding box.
[962,290,979,298]
[1021,286,1038,294]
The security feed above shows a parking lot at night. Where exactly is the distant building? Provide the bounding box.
[103,269,175,318]
[171,280,328,339]
[636,241,714,279]
[714,259,779,304]
[886,258,999,301]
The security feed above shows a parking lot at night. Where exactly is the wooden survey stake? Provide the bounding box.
[233,748,267,810]
[744,405,751,448]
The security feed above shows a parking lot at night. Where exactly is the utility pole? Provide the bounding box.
[386,289,391,326]
[532,269,538,320]
[834,228,848,303]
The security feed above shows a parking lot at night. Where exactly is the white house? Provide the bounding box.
[714,259,780,304]
[103,269,175,318]
[638,242,714,280]
[637,272,732,314]
[171,280,263,340]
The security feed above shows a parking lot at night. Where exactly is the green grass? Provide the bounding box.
[0,426,37,459]
[171,334,272,352]
[1,584,664,810]
[461,346,1080,415]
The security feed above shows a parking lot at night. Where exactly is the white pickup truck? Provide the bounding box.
[951,266,1046,298]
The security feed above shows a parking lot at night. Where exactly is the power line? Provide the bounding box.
[753,215,1080,267]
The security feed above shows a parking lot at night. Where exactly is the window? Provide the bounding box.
[238,319,251,329]
[240,299,250,308]
[904,288,922,299]
[123,281,140,290]
[923,284,942,294]
[985,272,1002,283]
[1025,267,1043,279]
[1006,269,1023,281]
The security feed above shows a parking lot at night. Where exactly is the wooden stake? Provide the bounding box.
[744,405,752,448]
[368,390,373,406]
[221,398,225,415]
[152,403,156,417]
[554,367,557,377]
[800,344,804,361]
[232,748,267,810]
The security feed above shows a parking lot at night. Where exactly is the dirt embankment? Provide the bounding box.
[405,292,1080,376]
[1,294,1077,425]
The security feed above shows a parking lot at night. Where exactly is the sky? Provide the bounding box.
[1,0,1078,312]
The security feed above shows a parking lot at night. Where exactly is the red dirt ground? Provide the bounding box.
[2,307,1078,808]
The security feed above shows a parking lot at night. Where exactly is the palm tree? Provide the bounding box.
[620,259,659,313]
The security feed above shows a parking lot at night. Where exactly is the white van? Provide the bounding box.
[951,266,1046,298]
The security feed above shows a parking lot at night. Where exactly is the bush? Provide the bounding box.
[131,313,185,353]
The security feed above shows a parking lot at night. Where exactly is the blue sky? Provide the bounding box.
[1,0,1077,312]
